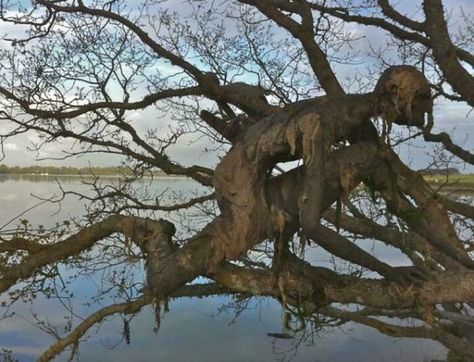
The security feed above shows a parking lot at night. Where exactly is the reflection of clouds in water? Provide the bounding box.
[59,296,446,362]
[0,299,67,361]
[0,177,450,361]
[0,175,208,228]
[3,291,448,362]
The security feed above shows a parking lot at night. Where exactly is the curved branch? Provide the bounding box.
[239,0,345,96]
[309,2,474,67]
[0,86,202,120]
[0,216,175,294]
[37,283,229,362]
[323,208,460,270]
[38,296,152,362]
[211,257,474,309]
[423,126,474,165]
[423,0,474,106]
[305,223,424,282]
[377,0,425,32]
[371,148,474,269]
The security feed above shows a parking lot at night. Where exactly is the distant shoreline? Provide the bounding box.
[0,164,183,178]
[1,165,473,188]
[0,173,187,179]
[424,174,474,191]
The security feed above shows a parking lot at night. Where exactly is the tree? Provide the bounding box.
[0,0,473,360]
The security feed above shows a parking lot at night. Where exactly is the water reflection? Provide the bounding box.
[0,283,453,362]
[0,176,472,361]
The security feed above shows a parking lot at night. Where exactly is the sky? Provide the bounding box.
[0,0,472,172]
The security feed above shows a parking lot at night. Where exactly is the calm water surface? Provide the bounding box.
[0,175,447,361]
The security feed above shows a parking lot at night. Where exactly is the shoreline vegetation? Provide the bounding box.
[0,164,473,188]
[0,164,178,178]
[423,174,474,191]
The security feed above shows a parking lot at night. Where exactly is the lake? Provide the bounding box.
[0,175,450,361]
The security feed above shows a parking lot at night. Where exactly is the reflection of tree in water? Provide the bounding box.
[0,0,473,360]
[0,208,473,361]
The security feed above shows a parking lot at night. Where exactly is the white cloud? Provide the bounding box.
[3,142,18,151]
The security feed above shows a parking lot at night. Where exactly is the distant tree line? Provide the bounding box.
[418,168,461,176]
[0,164,167,176]
[0,164,463,178]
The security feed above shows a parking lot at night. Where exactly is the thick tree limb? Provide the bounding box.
[238,0,345,96]
[0,216,175,294]
[423,0,474,106]
[211,258,474,309]
[0,86,203,120]
[377,0,425,32]
[305,223,422,282]
[309,2,474,67]
[38,296,152,362]
[370,147,473,269]
[423,128,474,165]
[323,208,461,270]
